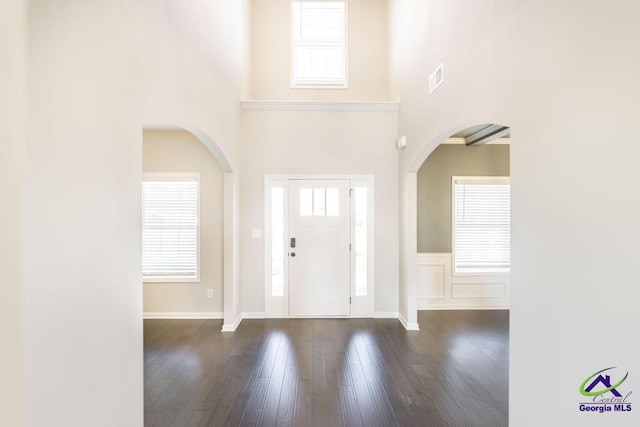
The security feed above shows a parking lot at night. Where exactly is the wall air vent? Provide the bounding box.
[429,63,444,94]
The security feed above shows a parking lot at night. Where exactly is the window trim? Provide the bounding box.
[451,176,510,276]
[290,0,349,89]
[142,173,201,283]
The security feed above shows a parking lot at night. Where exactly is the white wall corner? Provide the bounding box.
[221,315,243,332]
[398,313,420,331]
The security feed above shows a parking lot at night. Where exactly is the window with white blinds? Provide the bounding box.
[453,177,510,273]
[292,0,346,86]
[142,174,200,282]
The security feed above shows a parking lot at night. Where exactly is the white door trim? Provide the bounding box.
[264,175,375,318]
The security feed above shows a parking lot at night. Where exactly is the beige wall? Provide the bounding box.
[241,109,399,314]
[22,0,249,425]
[251,0,389,101]
[15,1,640,425]
[390,0,640,425]
[25,1,145,425]
[0,0,26,425]
[417,144,510,253]
[143,130,224,314]
[141,0,250,169]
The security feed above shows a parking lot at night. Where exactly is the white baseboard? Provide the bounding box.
[143,312,223,320]
[374,311,399,319]
[418,301,510,310]
[242,312,266,319]
[221,315,243,332]
[398,313,420,331]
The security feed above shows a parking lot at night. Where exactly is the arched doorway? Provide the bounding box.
[401,123,511,330]
[142,122,240,332]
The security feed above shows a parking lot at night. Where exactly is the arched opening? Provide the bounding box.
[416,124,510,308]
[141,122,239,332]
[400,123,510,330]
[143,122,232,172]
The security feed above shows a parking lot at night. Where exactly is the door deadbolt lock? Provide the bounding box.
[290,252,296,257]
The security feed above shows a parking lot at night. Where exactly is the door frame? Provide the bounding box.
[264,175,375,318]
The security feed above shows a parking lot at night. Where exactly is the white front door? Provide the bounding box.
[288,179,351,316]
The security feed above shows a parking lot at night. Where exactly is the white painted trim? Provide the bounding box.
[441,137,510,145]
[240,100,400,111]
[242,312,266,319]
[398,313,420,331]
[374,312,398,318]
[416,253,510,310]
[143,312,223,320]
[221,315,242,332]
[223,173,241,332]
[418,302,510,310]
[400,173,420,330]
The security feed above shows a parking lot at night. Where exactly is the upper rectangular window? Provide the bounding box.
[453,177,510,274]
[291,0,347,87]
[142,174,200,282]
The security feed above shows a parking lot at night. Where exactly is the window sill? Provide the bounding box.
[452,269,510,278]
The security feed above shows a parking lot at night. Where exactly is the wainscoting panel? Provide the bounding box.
[417,253,510,310]
[416,253,450,299]
[451,282,506,299]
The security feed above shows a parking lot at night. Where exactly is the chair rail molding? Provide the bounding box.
[240,100,400,111]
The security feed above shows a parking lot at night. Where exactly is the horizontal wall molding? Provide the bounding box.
[143,312,223,320]
[417,302,510,310]
[416,253,510,310]
[241,100,400,111]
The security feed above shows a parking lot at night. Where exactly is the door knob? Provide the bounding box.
[290,252,296,257]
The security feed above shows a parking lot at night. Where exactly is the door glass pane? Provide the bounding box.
[313,188,326,216]
[300,188,313,216]
[272,187,284,296]
[354,187,367,296]
[326,188,339,216]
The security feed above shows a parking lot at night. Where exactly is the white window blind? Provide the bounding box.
[292,1,346,86]
[453,177,510,273]
[142,174,199,281]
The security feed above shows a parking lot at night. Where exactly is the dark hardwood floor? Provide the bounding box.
[144,310,509,426]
